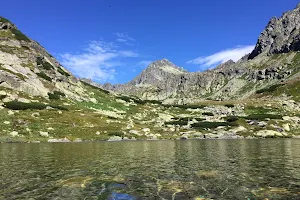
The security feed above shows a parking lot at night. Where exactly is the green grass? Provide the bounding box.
[48,91,65,100]
[202,112,214,116]
[0,17,12,24]
[256,84,283,94]
[3,101,68,111]
[245,106,276,114]
[163,104,205,109]
[224,116,239,122]
[36,72,52,82]
[36,57,53,70]
[224,104,234,108]
[81,81,110,94]
[57,67,71,77]
[4,101,47,110]
[0,95,7,100]
[191,121,237,129]
[165,121,188,126]
[243,114,282,120]
[11,28,31,42]
[0,64,26,80]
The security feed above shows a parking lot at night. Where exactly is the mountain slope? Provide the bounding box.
[0,17,88,101]
[102,4,300,104]
[0,9,300,143]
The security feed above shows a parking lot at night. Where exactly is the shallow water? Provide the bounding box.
[1,139,300,199]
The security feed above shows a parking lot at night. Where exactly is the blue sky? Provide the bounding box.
[1,0,299,83]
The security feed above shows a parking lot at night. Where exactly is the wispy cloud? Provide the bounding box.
[60,40,139,82]
[138,60,152,67]
[187,45,254,70]
[114,32,135,45]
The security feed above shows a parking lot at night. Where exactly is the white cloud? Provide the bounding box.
[187,45,255,70]
[60,40,139,82]
[116,38,127,43]
[114,33,135,45]
[138,60,152,67]
[119,50,139,57]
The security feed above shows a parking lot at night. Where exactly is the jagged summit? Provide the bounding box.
[249,4,300,59]
[146,59,187,73]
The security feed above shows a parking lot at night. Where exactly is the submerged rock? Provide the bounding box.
[108,136,122,141]
[47,138,70,142]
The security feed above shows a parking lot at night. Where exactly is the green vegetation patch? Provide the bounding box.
[224,116,239,122]
[0,64,26,80]
[0,94,7,100]
[0,17,11,24]
[48,91,65,100]
[163,104,206,109]
[224,104,234,108]
[11,28,30,42]
[57,66,70,77]
[256,84,284,94]
[36,57,54,70]
[243,114,282,120]
[36,72,52,82]
[165,121,188,126]
[245,106,275,114]
[4,101,46,110]
[143,100,162,105]
[4,101,68,111]
[202,112,214,116]
[116,95,145,104]
[81,81,110,94]
[191,121,237,129]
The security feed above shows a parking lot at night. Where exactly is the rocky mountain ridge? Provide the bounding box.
[101,4,300,104]
[0,17,90,102]
[0,8,300,143]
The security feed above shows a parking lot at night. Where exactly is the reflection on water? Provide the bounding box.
[1,139,300,199]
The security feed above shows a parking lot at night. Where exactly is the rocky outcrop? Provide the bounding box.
[249,3,300,59]
[101,4,300,103]
[0,16,89,101]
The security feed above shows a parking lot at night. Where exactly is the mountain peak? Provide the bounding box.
[147,59,187,73]
[150,58,175,67]
[249,3,300,59]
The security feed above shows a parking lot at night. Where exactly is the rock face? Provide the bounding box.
[101,4,300,103]
[0,17,89,101]
[249,3,300,59]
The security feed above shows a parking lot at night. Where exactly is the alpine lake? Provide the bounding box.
[1,139,300,199]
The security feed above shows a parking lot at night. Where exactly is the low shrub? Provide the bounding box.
[108,132,123,137]
[48,91,66,100]
[48,93,60,100]
[191,121,237,129]
[224,104,234,108]
[57,67,70,77]
[202,112,214,116]
[36,72,52,82]
[224,116,239,122]
[4,101,46,110]
[165,121,188,126]
[53,91,65,97]
[256,84,283,94]
[0,95,7,100]
[11,28,31,42]
[243,114,282,120]
[36,57,54,70]
[144,100,162,105]
[163,104,205,109]
[116,95,145,104]
[172,117,205,122]
[49,104,68,111]
[81,81,110,94]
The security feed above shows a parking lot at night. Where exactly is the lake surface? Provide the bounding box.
[1,139,300,200]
